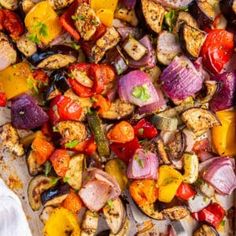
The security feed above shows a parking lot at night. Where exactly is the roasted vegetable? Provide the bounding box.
[187,192,211,213]
[16,33,37,57]
[182,153,199,184]
[29,45,78,70]
[157,165,183,203]
[181,108,220,136]
[43,208,80,236]
[80,210,99,236]
[115,8,138,26]
[123,37,147,61]
[110,218,130,236]
[0,32,17,71]
[27,150,44,176]
[25,1,62,45]
[141,0,165,33]
[165,131,186,161]
[11,94,49,130]
[103,198,126,234]
[193,224,219,236]
[156,31,181,65]
[212,110,236,156]
[189,0,220,29]
[220,0,236,27]
[40,206,55,224]
[90,27,121,63]
[105,159,128,191]
[161,206,189,220]
[64,154,84,190]
[62,190,83,214]
[0,123,24,157]
[151,115,178,131]
[174,11,198,33]
[155,0,193,9]
[48,0,74,10]
[179,23,206,58]
[0,0,18,10]
[28,175,56,211]
[99,99,134,120]
[41,183,70,207]
[197,80,218,104]
[87,112,110,157]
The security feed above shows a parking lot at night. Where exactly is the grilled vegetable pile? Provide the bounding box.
[0,0,236,235]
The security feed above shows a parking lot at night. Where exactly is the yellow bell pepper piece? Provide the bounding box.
[212,109,236,156]
[0,62,35,99]
[43,208,80,236]
[96,9,114,27]
[90,0,118,12]
[157,165,183,203]
[25,1,62,45]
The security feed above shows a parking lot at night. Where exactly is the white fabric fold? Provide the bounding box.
[0,179,32,236]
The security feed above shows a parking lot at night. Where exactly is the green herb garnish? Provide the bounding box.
[134,155,144,168]
[63,176,70,183]
[50,177,60,185]
[164,10,178,32]
[132,84,150,102]
[27,21,48,44]
[107,199,114,208]
[44,161,52,177]
[65,140,80,149]
[71,42,80,51]
[72,14,85,21]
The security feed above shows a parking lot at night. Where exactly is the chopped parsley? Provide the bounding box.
[107,199,114,208]
[164,10,177,32]
[71,42,80,51]
[134,155,144,168]
[132,84,150,102]
[63,176,70,183]
[65,140,80,149]
[72,14,85,21]
[50,177,60,185]
[220,220,226,227]
[44,161,52,177]
[27,21,48,44]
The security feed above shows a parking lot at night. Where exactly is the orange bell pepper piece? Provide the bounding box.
[129,180,158,206]
[107,121,134,143]
[212,109,236,156]
[62,190,83,214]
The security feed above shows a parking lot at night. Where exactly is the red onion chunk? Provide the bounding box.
[11,94,48,130]
[138,88,166,114]
[202,157,236,195]
[84,168,121,199]
[127,148,158,180]
[160,56,203,101]
[116,27,141,41]
[210,71,236,112]
[129,35,157,68]
[79,180,112,211]
[154,0,193,9]
[122,0,137,9]
[118,70,161,107]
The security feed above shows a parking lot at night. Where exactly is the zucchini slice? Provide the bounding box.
[27,150,43,176]
[28,175,56,211]
[179,23,206,58]
[151,115,178,131]
[181,108,220,136]
[141,0,165,33]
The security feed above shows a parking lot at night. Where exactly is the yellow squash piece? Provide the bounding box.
[96,9,114,27]
[25,1,62,45]
[157,165,183,203]
[212,109,236,156]
[0,62,35,99]
[43,208,80,236]
[90,0,118,12]
[105,159,128,191]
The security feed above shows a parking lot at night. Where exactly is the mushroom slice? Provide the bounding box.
[181,108,220,136]
[103,198,126,235]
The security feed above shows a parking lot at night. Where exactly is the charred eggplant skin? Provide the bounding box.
[41,183,70,206]
[179,23,206,59]
[29,45,78,66]
[189,1,214,29]
[220,0,236,26]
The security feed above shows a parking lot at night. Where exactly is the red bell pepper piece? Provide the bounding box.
[176,183,196,201]
[48,95,82,124]
[73,136,97,156]
[110,138,140,164]
[68,63,115,98]
[192,203,225,227]
[0,92,7,107]
[201,29,234,74]
[133,118,158,139]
